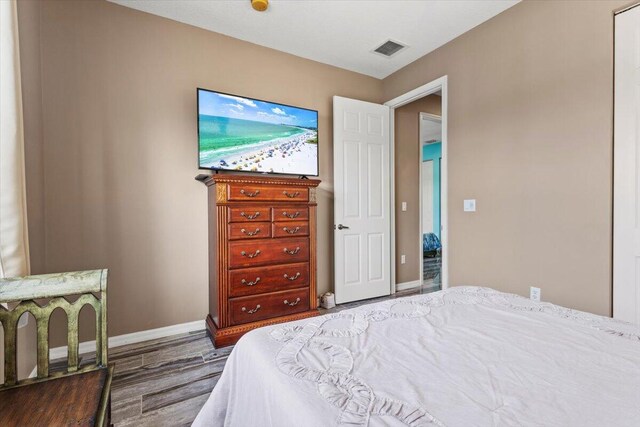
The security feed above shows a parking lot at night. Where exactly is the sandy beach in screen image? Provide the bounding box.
[201,129,318,175]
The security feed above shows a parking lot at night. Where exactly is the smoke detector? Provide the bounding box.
[372,40,407,58]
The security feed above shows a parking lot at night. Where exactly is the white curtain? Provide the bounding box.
[0,0,30,280]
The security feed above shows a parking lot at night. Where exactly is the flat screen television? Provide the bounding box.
[197,88,319,176]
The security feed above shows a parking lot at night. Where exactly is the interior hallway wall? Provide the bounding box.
[395,95,442,285]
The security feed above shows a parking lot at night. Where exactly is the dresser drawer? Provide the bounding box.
[272,221,309,238]
[228,262,310,297]
[229,288,310,325]
[228,237,310,269]
[227,184,309,202]
[272,207,309,222]
[228,222,271,240]
[227,207,271,223]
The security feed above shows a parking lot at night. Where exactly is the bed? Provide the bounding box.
[193,287,640,426]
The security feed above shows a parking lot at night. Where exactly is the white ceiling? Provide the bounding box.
[108,0,520,79]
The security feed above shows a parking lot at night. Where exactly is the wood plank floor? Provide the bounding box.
[102,286,432,426]
[423,255,442,292]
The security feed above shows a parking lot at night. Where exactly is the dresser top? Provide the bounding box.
[203,174,321,188]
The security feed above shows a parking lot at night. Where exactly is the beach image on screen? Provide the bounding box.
[198,90,318,175]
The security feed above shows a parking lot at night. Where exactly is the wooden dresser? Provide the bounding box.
[204,174,321,347]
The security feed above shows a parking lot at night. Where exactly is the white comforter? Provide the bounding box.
[193,287,640,426]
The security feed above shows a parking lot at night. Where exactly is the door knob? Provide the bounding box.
[337,224,350,230]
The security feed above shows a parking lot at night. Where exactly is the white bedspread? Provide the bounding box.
[193,287,640,426]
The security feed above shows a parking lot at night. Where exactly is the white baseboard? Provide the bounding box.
[396,280,421,291]
[29,319,205,378]
[48,319,206,362]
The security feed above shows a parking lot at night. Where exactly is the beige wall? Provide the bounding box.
[384,0,625,316]
[395,95,441,284]
[13,0,625,353]
[18,0,382,345]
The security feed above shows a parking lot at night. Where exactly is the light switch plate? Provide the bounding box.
[401,202,407,212]
[463,199,476,212]
[400,255,406,264]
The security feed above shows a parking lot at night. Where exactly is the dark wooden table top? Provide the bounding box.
[0,367,108,427]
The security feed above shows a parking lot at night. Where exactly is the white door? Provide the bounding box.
[614,6,640,325]
[333,96,390,304]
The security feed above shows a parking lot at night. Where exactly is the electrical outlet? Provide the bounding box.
[401,254,406,264]
[401,202,407,212]
[530,286,541,302]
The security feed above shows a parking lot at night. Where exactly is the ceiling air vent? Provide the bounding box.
[373,40,406,57]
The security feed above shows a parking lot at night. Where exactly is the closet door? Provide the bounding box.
[614,6,640,325]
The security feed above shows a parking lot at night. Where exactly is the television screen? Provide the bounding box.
[198,89,319,176]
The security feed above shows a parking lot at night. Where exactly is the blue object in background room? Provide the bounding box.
[423,233,441,257]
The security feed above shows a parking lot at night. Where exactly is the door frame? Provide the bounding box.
[385,75,449,293]
[613,6,640,323]
[418,113,443,289]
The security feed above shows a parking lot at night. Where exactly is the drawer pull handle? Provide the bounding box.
[283,226,300,235]
[283,191,300,198]
[284,298,301,306]
[240,212,260,220]
[241,304,261,314]
[283,247,301,255]
[282,211,301,219]
[241,277,261,286]
[241,228,261,236]
[240,249,261,258]
[240,189,260,197]
[283,272,301,281]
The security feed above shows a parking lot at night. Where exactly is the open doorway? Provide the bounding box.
[420,113,442,292]
[386,76,447,294]
[332,76,447,302]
